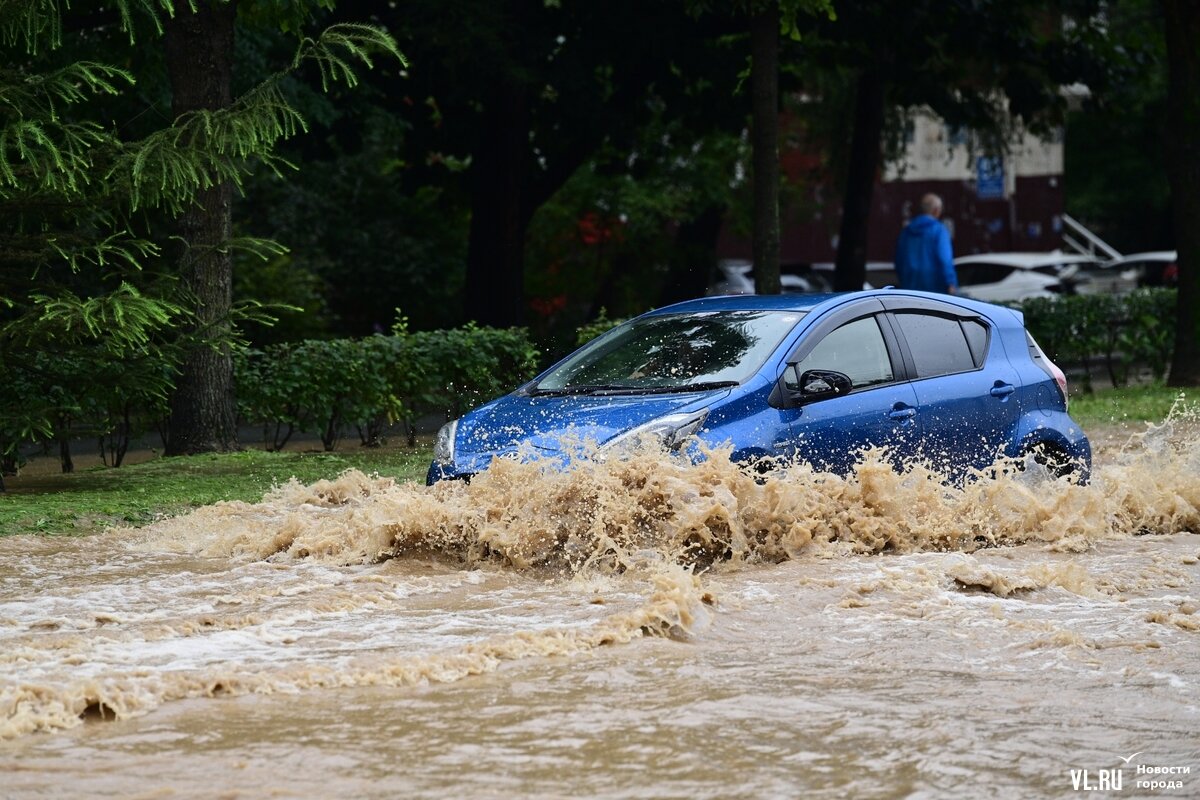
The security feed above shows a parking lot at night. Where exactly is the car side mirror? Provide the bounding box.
[769,366,853,409]
[798,369,852,400]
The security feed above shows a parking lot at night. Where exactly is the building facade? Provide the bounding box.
[719,112,1067,267]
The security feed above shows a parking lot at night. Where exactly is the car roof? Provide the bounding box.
[649,293,839,314]
[1106,250,1177,264]
[953,252,1097,268]
[648,289,1017,322]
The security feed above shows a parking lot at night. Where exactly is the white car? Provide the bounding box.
[708,259,832,295]
[708,259,898,296]
[810,261,898,290]
[1095,251,1178,289]
[952,252,1099,303]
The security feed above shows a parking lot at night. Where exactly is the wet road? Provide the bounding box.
[2,422,1198,798]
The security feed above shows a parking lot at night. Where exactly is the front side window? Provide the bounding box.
[788,316,893,390]
[534,310,806,394]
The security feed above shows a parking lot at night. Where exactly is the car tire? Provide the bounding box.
[1023,441,1078,481]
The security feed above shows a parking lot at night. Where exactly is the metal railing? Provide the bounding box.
[1061,213,1121,260]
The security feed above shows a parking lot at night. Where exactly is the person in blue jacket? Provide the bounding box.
[895,193,958,294]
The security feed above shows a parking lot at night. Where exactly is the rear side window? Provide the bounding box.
[893,312,977,378]
[961,319,989,367]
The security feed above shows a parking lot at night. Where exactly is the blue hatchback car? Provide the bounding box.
[426,290,1090,484]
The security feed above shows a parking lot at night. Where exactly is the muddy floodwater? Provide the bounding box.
[2,421,1199,798]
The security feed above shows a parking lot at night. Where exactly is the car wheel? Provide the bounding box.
[1023,441,1077,481]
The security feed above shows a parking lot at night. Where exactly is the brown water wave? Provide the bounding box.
[1,414,1198,754]
[132,413,1199,567]
[0,545,707,739]
[3,536,1197,798]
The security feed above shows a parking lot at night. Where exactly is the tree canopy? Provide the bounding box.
[1,0,1196,478]
[0,0,401,467]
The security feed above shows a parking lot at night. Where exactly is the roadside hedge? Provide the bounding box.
[3,291,1180,473]
[1017,288,1176,391]
[235,323,541,451]
[177,288,1197,453]
[575,308,626,346]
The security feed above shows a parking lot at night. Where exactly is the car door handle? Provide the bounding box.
[990,382,1016,398]
[887,405,916,420]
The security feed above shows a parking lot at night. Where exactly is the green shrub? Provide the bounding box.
[1018,289,1176,390]
[236,336,404,452]
[405,324,541,420]
[575,308,626,346]
[0,346,174,474]
[236,323,540,451]
[236,344,312,451]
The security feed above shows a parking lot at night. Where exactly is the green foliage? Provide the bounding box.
[238,110,469,336]
[237,336,402,451]
[404,324,542,420]
[525,109,748,336]
[233,252,330,344]
[7,282,184,352]
[235,323,541,453]
[0,0,404,470]
[1064,0,1171,252]
[575,309,626,346]
[238,0,337,35]
[119,22,404,214]
[0,279,186,470]
[1018,289,1177,390]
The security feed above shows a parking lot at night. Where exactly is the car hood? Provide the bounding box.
[455,388,731,468]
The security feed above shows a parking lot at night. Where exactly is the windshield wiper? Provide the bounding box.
[658,380,739,393]
[528,384,641,397]
[530,381,738,397]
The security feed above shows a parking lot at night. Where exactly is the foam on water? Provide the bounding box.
[1,411,1198,744]
[131,409,1199,566]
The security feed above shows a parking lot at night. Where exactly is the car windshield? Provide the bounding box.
[532,310,806,394]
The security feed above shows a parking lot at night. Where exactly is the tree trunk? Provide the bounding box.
[464,78,530,329]
[658,205,725,306]
[58,435,73,474]
[1164,0,1200,386]
[833,67,887,293]
[0,449,17,490]
[750,4,781,295]
[163,1,239,454]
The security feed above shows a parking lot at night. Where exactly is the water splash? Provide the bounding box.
[3,410,1198,740]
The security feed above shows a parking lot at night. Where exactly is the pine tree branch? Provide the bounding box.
[112,22,403,212]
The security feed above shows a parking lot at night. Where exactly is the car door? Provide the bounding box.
[882,299,1021,475]
[770,302,919,474]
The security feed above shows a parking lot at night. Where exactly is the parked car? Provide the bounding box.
[952,252,1100,302]
[1098,251,1178,289]
[708,259,896,296]
[1073,257,1142,296]
[428,290,1091,484]
[707,259,832,296]
[810,262,899,290]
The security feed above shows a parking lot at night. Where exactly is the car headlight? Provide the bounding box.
[433,419,458,465]
[603,409,709,453]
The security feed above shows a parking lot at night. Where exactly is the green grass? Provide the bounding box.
[1069,384,1195,428]
[0,446,432,537]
